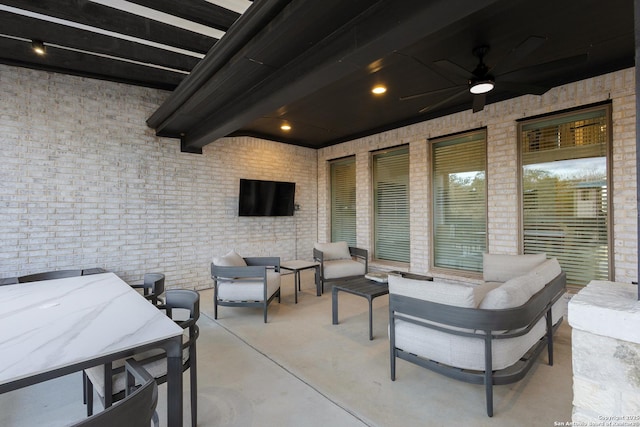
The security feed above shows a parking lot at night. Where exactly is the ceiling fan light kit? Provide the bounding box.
[402,37,566,114]
[469,78,494,94]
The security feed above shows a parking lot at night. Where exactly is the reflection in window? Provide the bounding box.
[432,130,486,272]
[520,106,610,286]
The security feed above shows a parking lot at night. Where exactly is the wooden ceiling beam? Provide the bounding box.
[2,0,216,54]
[146,0,293,135]
[150,0,372,138]
[126,0,240,32]
[175,0,502,152]
[0,37,184,90]
[0,11,199,72]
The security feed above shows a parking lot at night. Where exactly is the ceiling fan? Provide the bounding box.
[401,36,588,114]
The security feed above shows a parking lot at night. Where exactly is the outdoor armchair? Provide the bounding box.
[313,241,368,292]
[211,250,281,323]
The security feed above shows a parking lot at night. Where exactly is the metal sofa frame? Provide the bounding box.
[389,272,566,417]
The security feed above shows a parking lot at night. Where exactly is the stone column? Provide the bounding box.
[568,281,640,423]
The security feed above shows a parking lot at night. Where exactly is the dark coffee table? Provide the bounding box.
[331,272,433,340]
[331,276,390,340]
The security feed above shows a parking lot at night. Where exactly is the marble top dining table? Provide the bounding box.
[0,272,184,426]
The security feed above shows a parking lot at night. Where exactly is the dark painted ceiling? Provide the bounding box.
[1,0,635,152]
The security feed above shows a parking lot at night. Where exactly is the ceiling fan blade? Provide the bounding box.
[490,36,546,75]
[434,59,471,81]
[419,89,468,113]
[500,54,589,82]
[498,81,550,96]
[400,85,464,101]
[472,93,486,113]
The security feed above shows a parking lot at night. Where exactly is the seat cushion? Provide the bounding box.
[314,241,351,260]
[85,330,191,398]
[217,271,280,302]
[393,299,565,371]
[323,259,365,279]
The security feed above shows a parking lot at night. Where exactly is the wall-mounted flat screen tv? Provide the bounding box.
[238,179,296,216]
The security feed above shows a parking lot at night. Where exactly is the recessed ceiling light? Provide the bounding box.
[281,124,291,131]
[32,40,46,55]
[372,85,387,95]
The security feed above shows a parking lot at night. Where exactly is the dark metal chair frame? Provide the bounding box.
[313,246,368,293]
[130,272,165,306]
[13,268,106,284]
[211,257,281,323]
[389,272,566,417]
[85,289,200,427]
[72,359,158,427]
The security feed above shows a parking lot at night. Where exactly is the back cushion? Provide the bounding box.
[389,275,479,308]
[525,258,562,295]
[482,253,546,282]
[478,275,532,309]
[479,258,562,309]
[213,250,247,267]
[314,241,351,260]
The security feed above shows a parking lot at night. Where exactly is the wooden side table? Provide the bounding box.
[280,260,320,303]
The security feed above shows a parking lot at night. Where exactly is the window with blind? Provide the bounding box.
[372,146,410,263]
[330,157,356,246]
[519,105,611,287]
[432,130,486,272]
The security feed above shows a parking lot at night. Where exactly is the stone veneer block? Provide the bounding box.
[569,280,640,422]
[568,280,640,344]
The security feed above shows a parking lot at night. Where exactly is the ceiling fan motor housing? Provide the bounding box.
[469,45,494,92]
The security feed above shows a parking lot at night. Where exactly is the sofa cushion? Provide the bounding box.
[479,275,533,309]
[482,253,546,282]
[217,271,280,302]
[314,241,351,260]
[393,297,566,371]
[389,275,486,308]
[473,281,503,305]
[526,258,562,295]
[213,250,247,267]
[323,259,365,279]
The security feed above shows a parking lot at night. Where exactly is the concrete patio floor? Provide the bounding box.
[0,271,573,426]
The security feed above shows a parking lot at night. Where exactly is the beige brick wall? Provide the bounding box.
[317,68,637,282]
[0,64,636,287]
[0,65,317,289]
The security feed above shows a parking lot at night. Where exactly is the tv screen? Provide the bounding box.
[238,179,296,216]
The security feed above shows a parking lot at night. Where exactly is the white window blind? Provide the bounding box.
[432,130,486,272]
[520,106,610,286]
[372,146,409,263]
[330,157,356,246]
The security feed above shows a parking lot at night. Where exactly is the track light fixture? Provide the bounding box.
[32,40,46,55]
